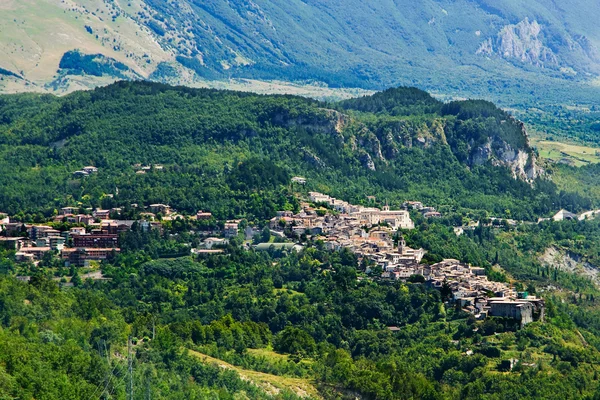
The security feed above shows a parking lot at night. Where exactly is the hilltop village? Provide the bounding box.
[267,191,545,326]
[0,181,555,326]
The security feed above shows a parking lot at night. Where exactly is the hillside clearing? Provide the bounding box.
[188,349,322,399]
[531,139,600,166]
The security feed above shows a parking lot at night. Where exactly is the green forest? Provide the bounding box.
[4,230,600,399]
[0,82,593,221]
[3,82,600,398]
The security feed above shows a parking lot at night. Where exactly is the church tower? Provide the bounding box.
[398,235,406,253]
[383,199,390,212]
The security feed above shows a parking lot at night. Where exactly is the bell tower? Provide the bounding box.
[398,235,406,253]
[383,199,390,212]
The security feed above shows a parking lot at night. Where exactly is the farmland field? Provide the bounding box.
[531,138,600,166]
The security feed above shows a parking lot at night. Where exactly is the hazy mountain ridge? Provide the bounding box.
[0,0,599,104]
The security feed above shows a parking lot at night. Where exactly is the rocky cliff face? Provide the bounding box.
[282,106,541,182]
[471,137,539,181]
[470,120,540,181]
[540,246,600,285]
[477,19,558,68]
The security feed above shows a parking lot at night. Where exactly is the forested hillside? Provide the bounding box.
[3,82,600,398]
[0,82,591,221]
[4,224,600,398]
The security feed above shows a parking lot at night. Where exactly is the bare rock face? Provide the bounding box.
[357,128,386,161]
[276,112,335,135]
[360,153,376,171]
[477,18,558,67]
[282,110,384,171]
[477,38,494,57]
[470,141,493,167]
[383,131,399,159]
[470,121,541,182]
[540,246,600,285]
[574,34,600,62]
[274,108,346,144]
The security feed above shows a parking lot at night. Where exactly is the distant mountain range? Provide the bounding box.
[1,0,599,106]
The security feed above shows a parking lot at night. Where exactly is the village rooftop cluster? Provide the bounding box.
[0,184,561,325]
[267,191,545,325]
[0,202,224,267]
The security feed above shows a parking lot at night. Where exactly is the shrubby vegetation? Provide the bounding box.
[0,67,22,80]
[58,51,133,79]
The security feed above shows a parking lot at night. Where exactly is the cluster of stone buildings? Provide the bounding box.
[194,220,245,253]
[55,203,192,224]
[427,259,544,322]
[283,192,415,230]
[270,192,426,265]
[269,192,543,325]
[381,257,544,325]
[269,192,422,261]
[0,216,128,267]
[402,201,442,218]
[2,186,546,325]
[0,205,170,267]
[1,199,237,265]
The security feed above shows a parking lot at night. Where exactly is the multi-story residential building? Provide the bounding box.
[149,204,171,215]
[72,234,118,249]
[223,222,239,238]
[62,248,120,267]
[196,211,213,220]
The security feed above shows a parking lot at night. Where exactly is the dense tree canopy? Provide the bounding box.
[0,82,593,222]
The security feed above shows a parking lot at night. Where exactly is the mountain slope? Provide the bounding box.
[1,0,599,107]
[0,81,589,221]
[0,0,172,89]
